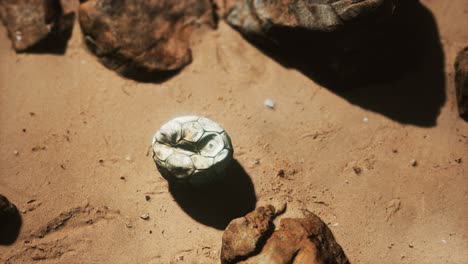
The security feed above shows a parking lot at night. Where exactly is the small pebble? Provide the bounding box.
[15,33,22,42]
[410,159,418,167]
[440,239,447,245]
[126,223,133,228]
[140,213,150,220]
[120,176,126,180]
[332,223,339,227]
[125,155,132,162]
[363,117,369,123]
[353,166,362,175]
[145,195,151,201]
[264,99,275,109]
[253,159,260,165]
[13,150,19,156]
[277,169,285,178]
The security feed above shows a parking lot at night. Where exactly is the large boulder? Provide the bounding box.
[223,0,398,35]
[78,0,215,80]
[220,0,429,87]
[455,47,468,120]
[0,0,75,52]
[221,205,349,264]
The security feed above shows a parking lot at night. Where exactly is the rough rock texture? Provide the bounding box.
[221,205,277,264]
[455,47,468,120]
[223,0,398,35]
[220,0,430,87]
[221,207,349,264]
[0,0,75,52]
[78,0,215,79]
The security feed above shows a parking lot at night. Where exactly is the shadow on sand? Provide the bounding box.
[169,160,256,230]
[233,0,445,127]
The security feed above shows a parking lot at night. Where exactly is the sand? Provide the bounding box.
[0,1,467,263]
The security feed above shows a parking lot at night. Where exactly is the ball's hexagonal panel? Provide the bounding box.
[182,121,205,142]
[153,143,174,161]
[199,132,225,157]
[198,117,224,133]
[166,153,195,179]
[191,155,214,170]
[152,116,233,186]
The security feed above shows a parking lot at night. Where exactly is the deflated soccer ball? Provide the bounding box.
[152,116,233,186]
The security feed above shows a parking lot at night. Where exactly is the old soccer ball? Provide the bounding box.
[152,116,233,186]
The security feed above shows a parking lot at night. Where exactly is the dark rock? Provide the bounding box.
[0,194,22,245]
[455,47,468,120]
[78,0,215,80]
[0,0,75,52]
[221,206,349,264]
[0,194,16,218]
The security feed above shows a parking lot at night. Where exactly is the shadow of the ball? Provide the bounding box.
[169,159,257,230]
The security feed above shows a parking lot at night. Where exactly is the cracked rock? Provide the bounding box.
[78,0,215,79]
[221,206,349,264]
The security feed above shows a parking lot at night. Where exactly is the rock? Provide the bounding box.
[78,0,215,80]
[224,0,397,35]
[455,47,468,120]
[140,213,150,220]
[221,0,425,87]
[0,0,75,52]
[0,194,21,245]
[221,207,350,264]
[0,194,16,219]
[221,205,277,264]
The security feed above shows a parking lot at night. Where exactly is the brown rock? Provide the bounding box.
[455,47,468,120]
[0,0,75,52]
[78,0,215,79]
[221,205,277,264]
[221,207,350,264]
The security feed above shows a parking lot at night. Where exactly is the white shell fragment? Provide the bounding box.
[264,99,275,109]
[152,116,233,186]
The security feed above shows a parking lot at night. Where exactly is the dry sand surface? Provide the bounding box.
[1,1,467,263]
